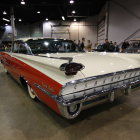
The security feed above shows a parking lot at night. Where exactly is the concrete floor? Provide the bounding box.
[0,64,140,140]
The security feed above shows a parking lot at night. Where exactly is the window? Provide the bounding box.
[12,42,30,54]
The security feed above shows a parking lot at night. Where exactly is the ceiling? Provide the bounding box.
[0,0,107,26]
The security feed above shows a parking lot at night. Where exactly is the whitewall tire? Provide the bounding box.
[4,67,8,74]
[27,85,37,100]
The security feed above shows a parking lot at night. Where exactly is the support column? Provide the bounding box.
[10,7,15,47]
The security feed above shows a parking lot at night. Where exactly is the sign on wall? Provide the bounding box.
[51,25,70,39]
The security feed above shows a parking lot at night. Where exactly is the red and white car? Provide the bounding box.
[0,38,140,119]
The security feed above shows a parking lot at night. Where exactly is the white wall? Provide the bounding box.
[43,17,97,47]
[108,0,140,43]
[1,17,98,47]
[16,24,30,38]
[1,25,13,41]
[16,22,43,38]
[30,22,43,37]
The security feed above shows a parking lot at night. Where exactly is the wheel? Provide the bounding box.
[27,85,37,100]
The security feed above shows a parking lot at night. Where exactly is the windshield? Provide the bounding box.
[26,39,83,54]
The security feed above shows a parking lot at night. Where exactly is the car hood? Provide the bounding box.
[39,52,140,77]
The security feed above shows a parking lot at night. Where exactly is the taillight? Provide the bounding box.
[60,62,85,76]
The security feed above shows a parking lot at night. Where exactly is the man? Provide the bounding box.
[114,42,119,52]
[102,39,110,52]
[80,37,85,51]
[121,41,129,52]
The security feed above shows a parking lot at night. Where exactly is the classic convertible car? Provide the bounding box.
[0,38,140,119]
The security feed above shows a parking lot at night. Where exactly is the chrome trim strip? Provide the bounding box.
[63,67,140,87]
[67,75,140,95]
[37,55,73,63]
[34,83,63,104]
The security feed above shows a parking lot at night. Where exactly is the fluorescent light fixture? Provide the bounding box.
[3,11,7,15]
[70,0,74,4]
[62,16,65,21]
[72,10,76,14]
[2,18,10,22]
[21,0,25,5]
[46,18,49,21]
[37,11,41,14]
[19,19,22,22]
[74,18,77,22]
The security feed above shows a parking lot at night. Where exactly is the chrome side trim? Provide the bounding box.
[37,55,73,63]
[63,67,140,87]
[34,83,63,104]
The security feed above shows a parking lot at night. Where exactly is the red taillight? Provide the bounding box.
[60,63,85,76]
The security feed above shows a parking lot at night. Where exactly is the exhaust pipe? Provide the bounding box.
[58,103,82,119]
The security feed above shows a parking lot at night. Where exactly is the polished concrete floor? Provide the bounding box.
[0,63,140,140]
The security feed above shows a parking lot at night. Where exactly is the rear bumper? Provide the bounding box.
[60,80,140,106]
[58,82,140,119]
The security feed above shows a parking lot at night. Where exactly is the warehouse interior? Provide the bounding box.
[0,0,140,140]
[1,0,140,45]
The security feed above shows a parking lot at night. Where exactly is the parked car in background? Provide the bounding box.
[0,38,140,119]
[93,44,119,52]
[126,39,140,53]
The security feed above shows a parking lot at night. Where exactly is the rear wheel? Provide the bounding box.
[27,85,37,100]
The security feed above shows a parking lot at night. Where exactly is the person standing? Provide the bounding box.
[114,42,119,52]
[102,39,110,52]
[121,41,129,52]
[78,40,81,47]
[80,37,85,51]
[85,40,92,52]
[109,41,115,52]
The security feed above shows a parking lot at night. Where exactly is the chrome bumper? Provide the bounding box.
[59,79,140,106]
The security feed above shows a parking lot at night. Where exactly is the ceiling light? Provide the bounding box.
[2,18,10,22]
[21,0,25,5]
[37,11,41,14]
[72,10,76,14]
[62,16,65,21]
[70,0,74,4]
[46,18,49,21]
[3,11,7,15]
[19,19,22,22]
[74,18,77,22]
[5,24,8,26]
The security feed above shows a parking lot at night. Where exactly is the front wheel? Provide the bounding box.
[27,85,37,100]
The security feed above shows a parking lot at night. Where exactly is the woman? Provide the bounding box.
[85,40,92,52]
